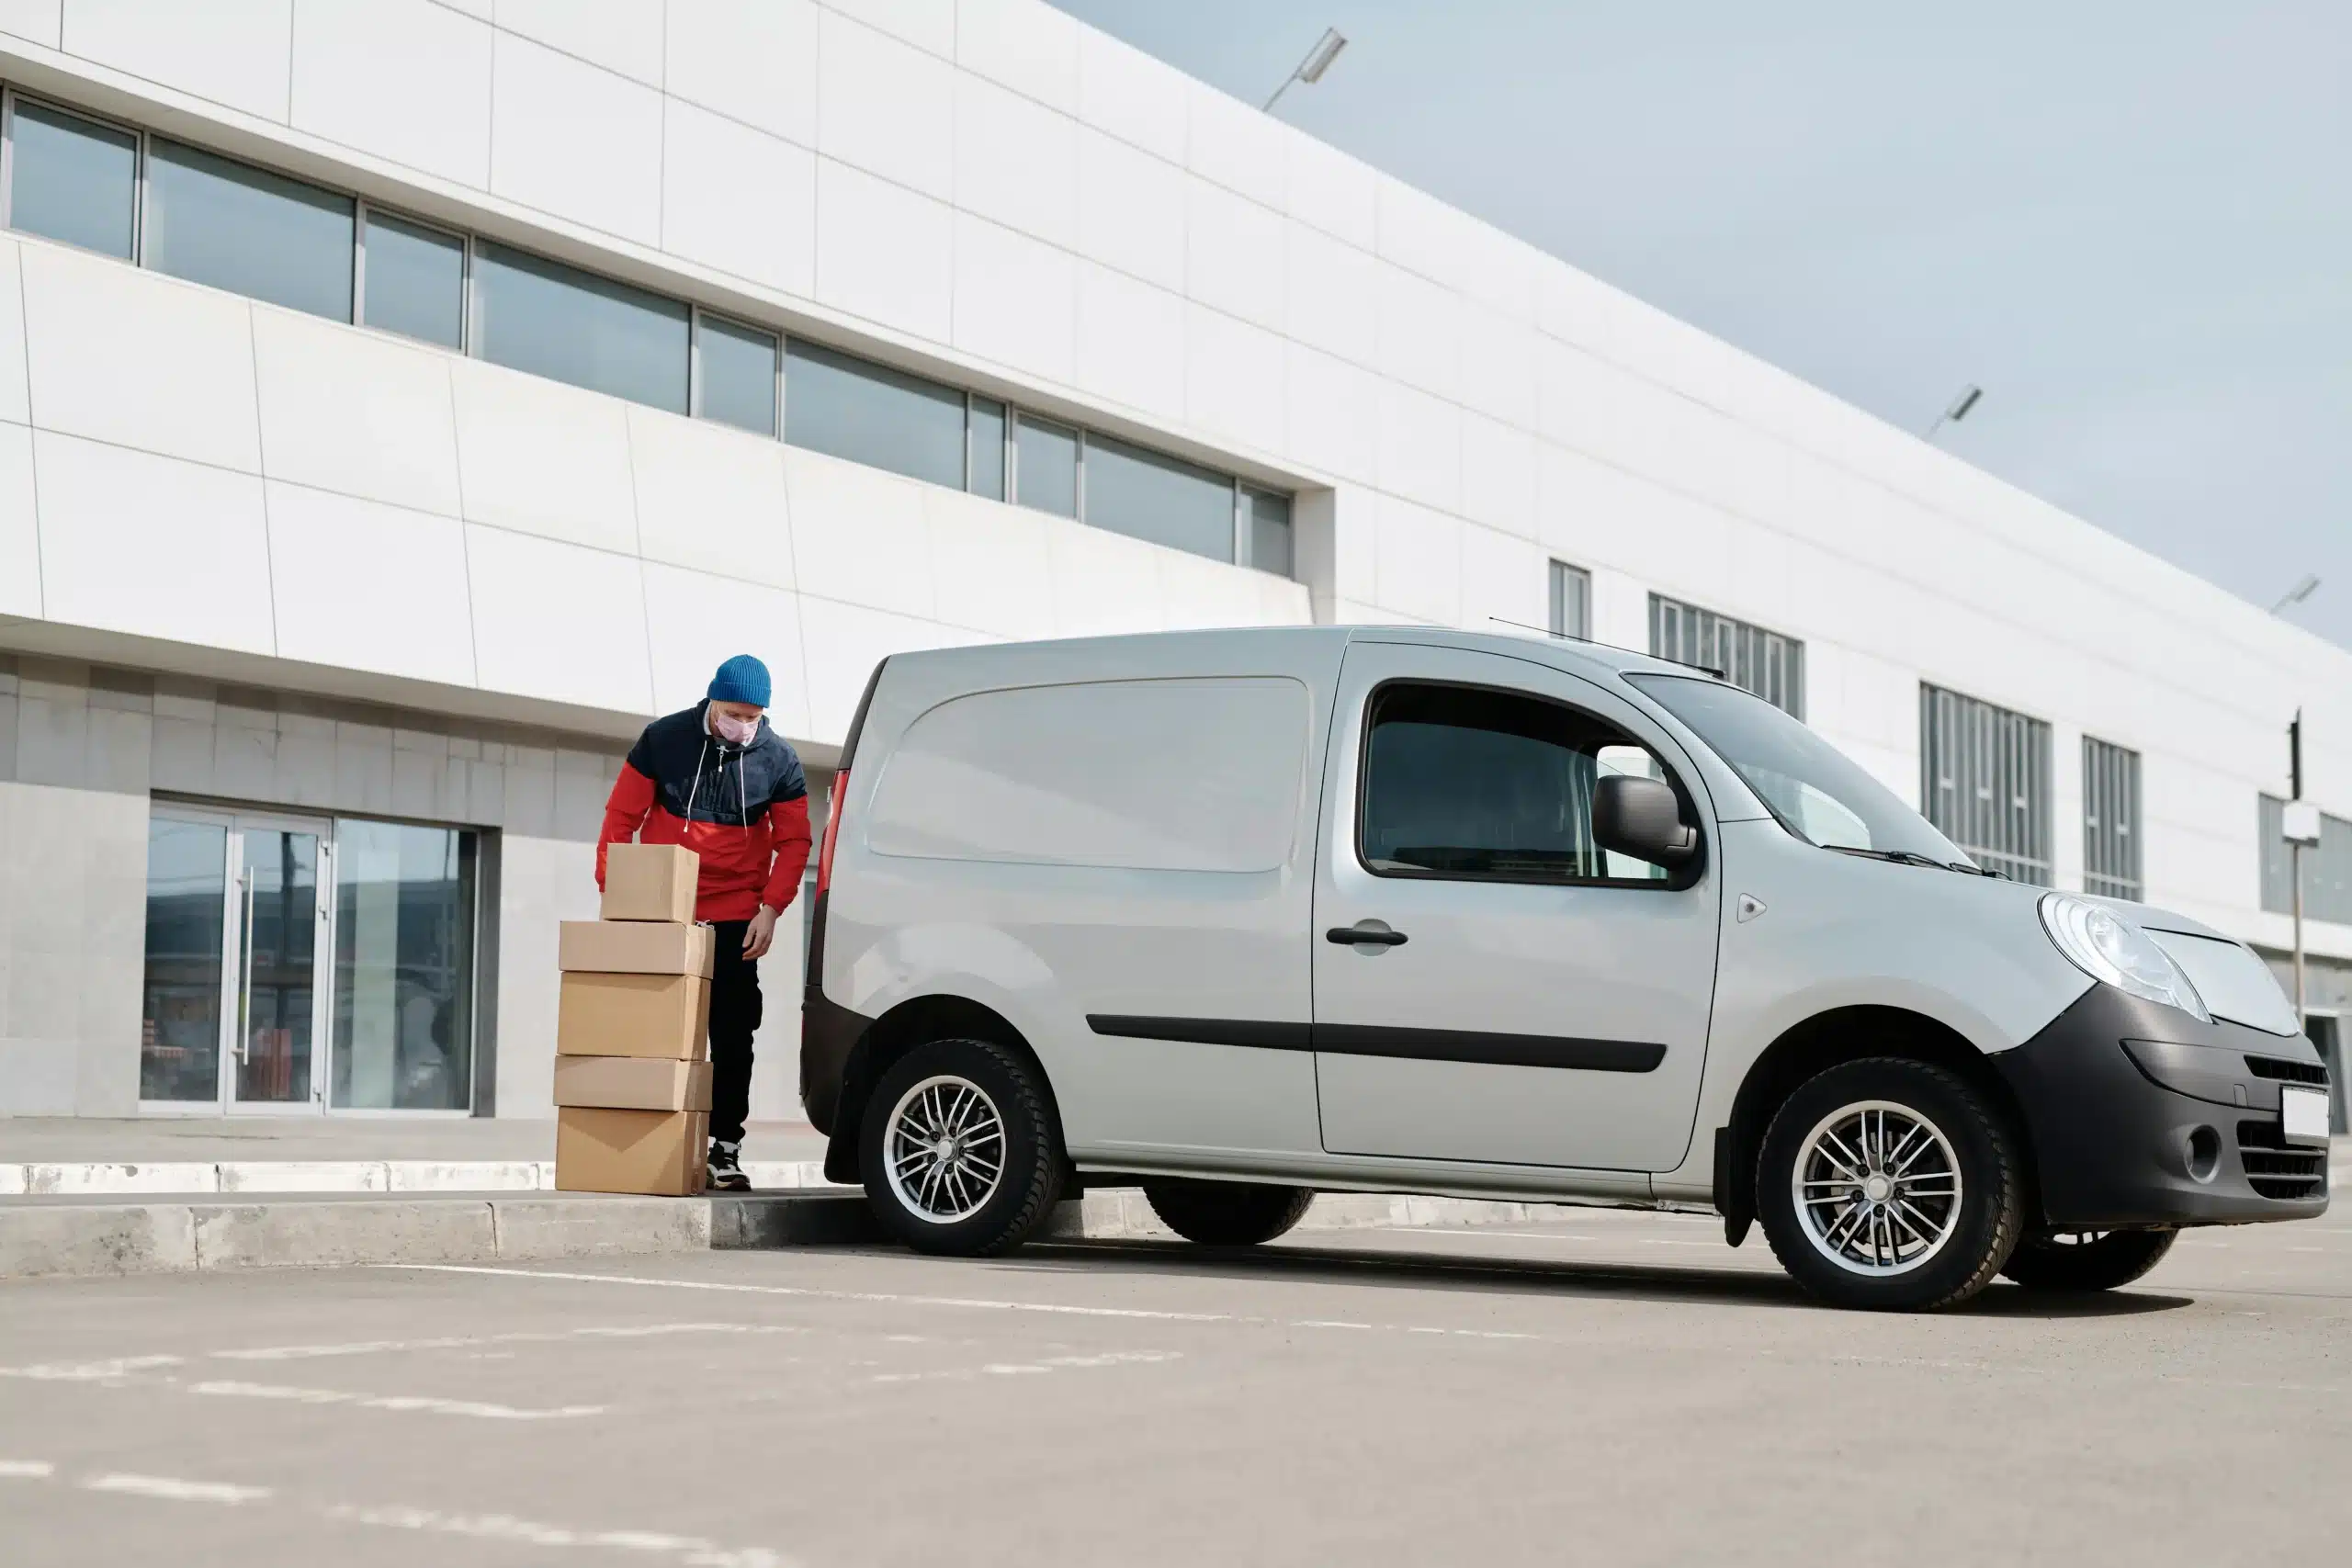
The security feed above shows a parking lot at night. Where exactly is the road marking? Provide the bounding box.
[325,1503,796,1566]
[85,1473,270,1506]
[0,1355,183,1381]
[190,1381,605,1421]
[392,1264,1538,1341]
[871,1349,1183,1384]
[210,1323,798,1362]
[0,1460,55,1479]
[1377,1227,1729,1249]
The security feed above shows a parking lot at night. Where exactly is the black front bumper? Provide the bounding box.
[1994,985,2331,1228]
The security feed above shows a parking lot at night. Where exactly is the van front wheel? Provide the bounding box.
[860,1038,1063,1257]
[1756,1057,2025,1312]
[1142,1179,1315,1246]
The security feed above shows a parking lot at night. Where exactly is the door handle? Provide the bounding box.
[1327,924,1408,947]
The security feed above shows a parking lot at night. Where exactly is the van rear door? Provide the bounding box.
[1310,640,1720,1173]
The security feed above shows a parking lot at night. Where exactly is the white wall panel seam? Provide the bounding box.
[247,299,282,655]
[624,390,661,714]
[447,354,483,686]
[13,239,38,616]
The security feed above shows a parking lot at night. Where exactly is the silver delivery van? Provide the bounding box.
[801,627,2330,1310]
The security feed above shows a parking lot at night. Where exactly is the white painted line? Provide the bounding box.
[211,1322,797,1362]
[392,1263,1540,1342]
[1376,1226,1727,1249]
[871,1349,1182,1384]
[190,1381,605,1421]
[0,1356,183,1381]
[0,1460,56,1479]
[324,1503,796,1566]
[85,1473,271,1506]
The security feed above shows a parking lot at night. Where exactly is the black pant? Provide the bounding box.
[707,919,763,1146]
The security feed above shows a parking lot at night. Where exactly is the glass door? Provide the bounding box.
[227,818,333,1111]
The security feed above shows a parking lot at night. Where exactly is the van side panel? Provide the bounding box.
[822,631,1350,1163]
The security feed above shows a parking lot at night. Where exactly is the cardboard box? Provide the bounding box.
[603,842,699,923]
[553,1055,712,1111]
[555,1106,708,1195]
[559,919,714,979]
[557,972,710,1059]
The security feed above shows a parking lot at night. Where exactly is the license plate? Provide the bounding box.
[2280,1085,2332,1147]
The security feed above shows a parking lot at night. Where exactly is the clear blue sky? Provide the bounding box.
[1056,1,2352,649]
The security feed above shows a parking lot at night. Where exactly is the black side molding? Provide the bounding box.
[1085,1015,1664,1074]
[1085,1015,1313,1051]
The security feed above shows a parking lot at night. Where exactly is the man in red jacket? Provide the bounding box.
[597,655,811,1191]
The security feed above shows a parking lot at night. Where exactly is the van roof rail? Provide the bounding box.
[1485,616,1728,681]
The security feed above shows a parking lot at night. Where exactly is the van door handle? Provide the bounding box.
[1327,924,1408,947]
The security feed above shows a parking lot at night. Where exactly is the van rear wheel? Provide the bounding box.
[860,1038,1063,1257]
[1999,1226,2177,1291]
[1756,1057,2025,1312]
[1141,1179,1315,1247]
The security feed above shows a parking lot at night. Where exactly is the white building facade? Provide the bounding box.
[0,0,2346,1124]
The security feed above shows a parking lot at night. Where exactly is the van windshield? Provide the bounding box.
[1625,673,1974,866]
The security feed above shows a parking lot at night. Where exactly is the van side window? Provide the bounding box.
[1358,682,1675,886]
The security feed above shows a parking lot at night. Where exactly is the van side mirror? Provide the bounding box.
[1592,774,1698,867]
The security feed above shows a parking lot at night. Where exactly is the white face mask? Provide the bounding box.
[710,710,760,747]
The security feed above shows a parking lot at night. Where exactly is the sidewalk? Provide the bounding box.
[0,1116,833,1197]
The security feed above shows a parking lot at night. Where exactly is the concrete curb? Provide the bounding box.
[0,1192,881,1280]
[0,1182,1601,1280]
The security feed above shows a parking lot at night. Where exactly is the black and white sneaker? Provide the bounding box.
[707,1141,752,1192]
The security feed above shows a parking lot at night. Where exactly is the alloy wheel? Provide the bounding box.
[1792,1100,1964,1277]
[882,1074,1007,1224]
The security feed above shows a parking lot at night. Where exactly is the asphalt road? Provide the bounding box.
[4,1204,2349,1567]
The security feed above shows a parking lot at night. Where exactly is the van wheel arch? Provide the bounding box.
[1717,1007,2039,1245]
[823,995,1067,1187]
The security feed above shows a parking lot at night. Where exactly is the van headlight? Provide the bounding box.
[2038,893,2210,1022]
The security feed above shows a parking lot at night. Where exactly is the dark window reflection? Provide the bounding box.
[141,818,226,1101]
[332,820,477,1111]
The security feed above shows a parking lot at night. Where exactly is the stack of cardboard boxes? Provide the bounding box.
[554,843,716,1196]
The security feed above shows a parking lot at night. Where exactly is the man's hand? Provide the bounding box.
[741,905,781,961]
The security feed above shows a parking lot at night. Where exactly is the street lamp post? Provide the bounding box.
[1263,28,1349,113]
[2284,714,2320,1031]
[1924,385,1983,442]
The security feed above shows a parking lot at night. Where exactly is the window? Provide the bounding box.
[1359,682,1676,886]
[332,820,478,1111]
[784,339,966,489]
[967,397,1008,501]
[1549,561,1591,640]
[145,138,355,321]
[2259,795,2352,923]
[1649,594,1804,717]
[1083,432,1232,558]
[1246,488,1293,576]
[0,93,1299,577]
[6,98,136,258]
[695,313,778,436]
[1632,673,1967,863]
[360,210,464,349]
[2083,737,2143,901]
[1920,684,2052,885]
[1014,413,1080,518]
[472,241,688,412]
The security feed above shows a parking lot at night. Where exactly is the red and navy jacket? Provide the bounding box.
[596,702,812,923]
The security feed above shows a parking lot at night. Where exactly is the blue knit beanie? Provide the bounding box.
[707,654,772,708]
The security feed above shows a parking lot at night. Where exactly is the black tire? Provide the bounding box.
[1756,1057,2026,1312]
[1999,1226,2177,1291]
[859,1038,1063,1257]
[1141,1179,1315,1246]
